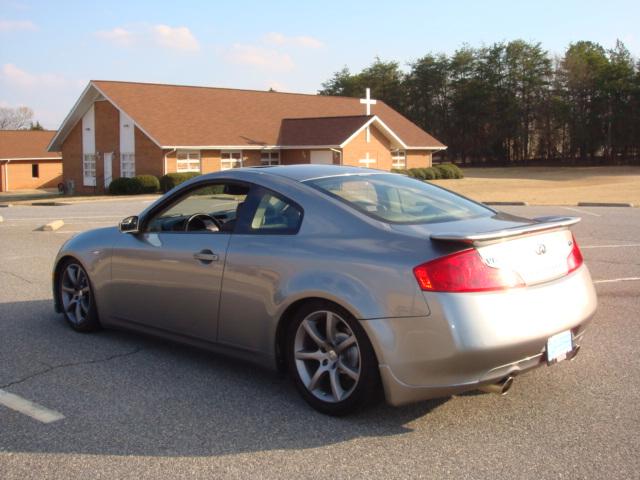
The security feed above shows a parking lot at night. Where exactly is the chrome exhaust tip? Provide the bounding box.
[479,376,514,396]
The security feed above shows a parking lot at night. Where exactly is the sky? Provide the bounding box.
[1,0,639,129]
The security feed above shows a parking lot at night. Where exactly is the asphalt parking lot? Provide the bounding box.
[0,200,639,479]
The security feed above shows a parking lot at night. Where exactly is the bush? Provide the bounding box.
[408,168,426,180]
[159,172,200,193]
[108,177,143,195]
[391,169,409,175]
[134,174,160,193]
[434,163,464,179]
[420,167,438,180]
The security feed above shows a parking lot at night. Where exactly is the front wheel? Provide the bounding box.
[287,301,381,415]
[58,260,101,332]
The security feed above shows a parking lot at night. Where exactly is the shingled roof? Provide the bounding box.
[49,80,446,151]
[0,130,61,160]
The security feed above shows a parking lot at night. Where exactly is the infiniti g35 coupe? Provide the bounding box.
[53,165,597,415]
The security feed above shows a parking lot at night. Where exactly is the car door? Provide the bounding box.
[217,186,304,353]
[109,180,251,342]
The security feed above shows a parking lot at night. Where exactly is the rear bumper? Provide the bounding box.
[360,265,597,406]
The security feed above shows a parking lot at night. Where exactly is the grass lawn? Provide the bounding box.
[431,166,640,206]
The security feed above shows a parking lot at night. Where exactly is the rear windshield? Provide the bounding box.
[306,173,493,224]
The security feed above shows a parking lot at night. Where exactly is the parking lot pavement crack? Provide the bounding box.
[0,347,143,390]
[0,270,34,285]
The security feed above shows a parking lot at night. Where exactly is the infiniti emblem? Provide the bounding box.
[536,243,547,255]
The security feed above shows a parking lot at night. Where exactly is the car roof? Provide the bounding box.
[252,164,387,182]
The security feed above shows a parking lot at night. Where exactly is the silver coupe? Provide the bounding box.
[53,165,597,415]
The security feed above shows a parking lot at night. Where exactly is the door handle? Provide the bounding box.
[193,249,219,263]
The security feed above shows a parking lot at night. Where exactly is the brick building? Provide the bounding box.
[0,130,63,192]
[48,81,446,194]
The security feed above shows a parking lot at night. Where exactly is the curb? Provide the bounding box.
[483,201,529,206]
[0,203,12,208]
[31,201,74,206]
[39,220,64,231]
[577,202,634,208]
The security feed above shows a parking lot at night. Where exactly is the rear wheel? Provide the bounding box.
[287,301,381,415]
[58,260,100,332]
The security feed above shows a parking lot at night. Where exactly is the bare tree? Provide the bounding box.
[0,106,35,130]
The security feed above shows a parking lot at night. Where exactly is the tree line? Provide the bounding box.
[319,40,640,165]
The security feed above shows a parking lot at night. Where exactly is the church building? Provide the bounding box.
[48,80,446,194]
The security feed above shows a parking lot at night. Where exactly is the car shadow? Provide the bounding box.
[0,299,450,457]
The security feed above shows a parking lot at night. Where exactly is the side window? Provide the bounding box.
[146,182,249,233]
[247,190,302,234]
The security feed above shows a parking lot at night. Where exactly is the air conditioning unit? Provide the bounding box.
[65,179,75,195]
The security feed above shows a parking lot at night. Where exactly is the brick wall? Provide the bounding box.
[201,150,220,173]
[1,160,62,191]
[281,149,310,165]
[61,120,84,193]
[342,125,393,169]
[134,126,163,177]
[406,150,433,169]
[95,100,120,184]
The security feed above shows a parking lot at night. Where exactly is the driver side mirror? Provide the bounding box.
[119,215,140,234]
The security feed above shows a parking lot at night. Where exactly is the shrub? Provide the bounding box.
[408,168,426,180]
[159,172,200,193]
[391,169,409,175]
[134,174,160,193]
[420,167,437,180]
[433,163,463,179]
[108,177,143,195]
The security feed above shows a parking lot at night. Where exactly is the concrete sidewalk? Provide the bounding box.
[0,191,161,206]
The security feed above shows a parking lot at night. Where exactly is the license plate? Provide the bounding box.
[547,330,573,363]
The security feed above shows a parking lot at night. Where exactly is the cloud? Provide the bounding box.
[225,44,294,71]
[0,63,69,88]
[94,24,200,52]
[264,32,323,49]
[0,19,37,32]
[95,27,134,47]
[152,24,199,52]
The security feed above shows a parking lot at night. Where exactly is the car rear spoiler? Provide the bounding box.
[430,216,581,246]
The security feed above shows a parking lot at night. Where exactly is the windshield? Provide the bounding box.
[306,173,493,224]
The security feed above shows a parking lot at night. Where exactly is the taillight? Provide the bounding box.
[413,249,525,293]
[567,234,584,273]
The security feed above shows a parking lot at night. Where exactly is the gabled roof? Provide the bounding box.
[279,115,373,146]
[49,80,446,151]
[0,130,61,160]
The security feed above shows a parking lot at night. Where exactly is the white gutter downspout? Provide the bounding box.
[2,160,10,192]
[163,149,176,175]
[329,148,342,166]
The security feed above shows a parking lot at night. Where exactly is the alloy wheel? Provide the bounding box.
[60,263,91,326]
[293,310,361,403]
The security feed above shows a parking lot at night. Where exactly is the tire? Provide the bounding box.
[286,300,381,416]
[57,259,101,333]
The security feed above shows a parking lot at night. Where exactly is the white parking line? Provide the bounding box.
[563,206,601,217]
[594,277,640,284]
[582,244,640,249]
[0,389,65,423]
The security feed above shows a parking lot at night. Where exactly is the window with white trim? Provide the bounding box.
[260,150,280,166]
[83,154,97,186]
[391,150,407,169]
[121,153,136,178]
[221,150,242,170]
[177,150,201,173]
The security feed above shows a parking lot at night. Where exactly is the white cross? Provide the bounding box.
[359,152,376,167]
[360,88,377,143]
[360,87,377,115]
